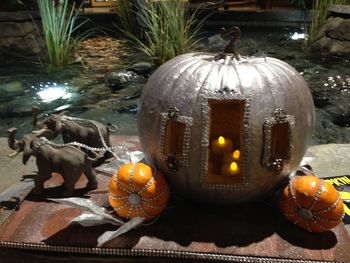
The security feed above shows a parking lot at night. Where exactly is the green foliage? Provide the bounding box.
[117,0,205,66]
[37,0,88,72]
[114,0,140,38]
[306,0,350,46]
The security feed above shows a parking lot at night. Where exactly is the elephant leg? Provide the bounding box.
[61,181,75,197]
[85,168,98,190]
[33,171,50,195]
[33,179,45,195]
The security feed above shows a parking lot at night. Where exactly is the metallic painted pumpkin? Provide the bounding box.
[137,52,315,205]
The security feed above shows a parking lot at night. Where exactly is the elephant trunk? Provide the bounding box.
[32,106,46,129]
[32,128,55,140]
[7,128,24,152]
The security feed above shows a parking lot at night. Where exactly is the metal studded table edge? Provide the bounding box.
[0,241,346,263]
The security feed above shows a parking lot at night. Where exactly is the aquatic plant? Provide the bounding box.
[37,0,88,71]
[113,0,141,38]
[118,0,205,66]
[307,0,350,46]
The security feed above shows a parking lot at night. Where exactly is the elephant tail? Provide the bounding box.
[106,122,118,133]
[85,151,99,163]
[85,150,107,168]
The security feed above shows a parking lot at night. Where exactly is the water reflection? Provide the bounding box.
[36,82,73,102]
[289,32,307,40]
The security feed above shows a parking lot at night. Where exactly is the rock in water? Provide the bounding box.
[127,62,152,76]
[0,81,24,97]
[312,16,350,57]
[104,70,140,91]
[329,4,350,18]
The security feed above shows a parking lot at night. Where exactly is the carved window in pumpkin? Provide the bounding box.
[200,88,251,190]
[160,107,193,172]
[263,108,295,175]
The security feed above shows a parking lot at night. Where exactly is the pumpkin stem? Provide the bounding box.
[298,208,314,220]
[214,26,241,61]
[128,193,142,206]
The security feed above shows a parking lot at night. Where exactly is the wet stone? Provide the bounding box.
[329,5,350,17]
[208,34,227,52]
[127,62,153,76]
[104,70,142,91]
[312,16,350,57]
[118,83,143,100]
[237,38,259,56]
[312,108,350,144]
[106,98,139,114]
[0,81,24,97]
[325,104,350,127]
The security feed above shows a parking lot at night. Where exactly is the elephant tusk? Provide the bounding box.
[8,151,20,157]
[32,128,48,135]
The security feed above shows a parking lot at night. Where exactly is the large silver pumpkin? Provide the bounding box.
[137,52,315,205]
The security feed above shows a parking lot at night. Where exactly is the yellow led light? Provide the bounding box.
[232,150,240,159]
[218,136,225,145]
[230,162,238,172]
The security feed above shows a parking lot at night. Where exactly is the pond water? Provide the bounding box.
[1,27,349,144]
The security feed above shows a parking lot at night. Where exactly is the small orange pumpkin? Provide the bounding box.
[108,162,170,220]
[279,175,344,232]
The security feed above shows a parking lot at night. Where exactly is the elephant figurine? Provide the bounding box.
[8,128,98,197]
[32,106,114,165]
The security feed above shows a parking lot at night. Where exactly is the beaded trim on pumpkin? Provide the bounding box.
[262,108,295,175]
[110,167,168,220]
[200,87,251,190]
[159,107,193,172]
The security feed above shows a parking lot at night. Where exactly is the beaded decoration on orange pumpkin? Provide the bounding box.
[279,175,344,232]
[108,162,170,220]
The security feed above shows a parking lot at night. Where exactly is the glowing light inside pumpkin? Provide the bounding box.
[230,162,238,172]
[221,161,240,176]
[232,150,240,160]
[211,136,232,155]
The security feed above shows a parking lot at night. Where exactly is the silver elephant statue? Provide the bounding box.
[8,128,98,197]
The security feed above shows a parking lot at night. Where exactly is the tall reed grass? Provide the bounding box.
[307,0,350,46]
[115,0,204,66]
[113,0,141,38]
[37,0,88,71]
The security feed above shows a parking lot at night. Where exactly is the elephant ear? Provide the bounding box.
[36,129,54,140]
[54,120,62,137]
[46,116,62,138]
